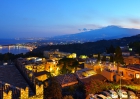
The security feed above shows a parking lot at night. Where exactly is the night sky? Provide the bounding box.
[0,0,140,38]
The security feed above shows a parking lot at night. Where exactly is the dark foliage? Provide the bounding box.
[0,51,43,61]
[57,58,79,74]
[114,46,124,64]
[44,77,62,99]
[106,45,115,54]
[129,41,140,55]
[33,34,140,56]
[33,40,123,56]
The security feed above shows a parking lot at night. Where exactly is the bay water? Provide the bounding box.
[0,39,36,54]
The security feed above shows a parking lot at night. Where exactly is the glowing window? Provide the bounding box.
[136,73,140,79]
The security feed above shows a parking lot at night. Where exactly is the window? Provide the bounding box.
[136,73,140,79]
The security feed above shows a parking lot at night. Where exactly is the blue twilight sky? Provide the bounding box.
[0,0,140,38]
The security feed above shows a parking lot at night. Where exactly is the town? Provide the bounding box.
[0,44,140,99]
[1,0,140,99]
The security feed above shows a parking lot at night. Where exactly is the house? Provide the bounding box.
[25,62,45,73]
[101,64,140,82]
[126,64,140,79]
[79,74,107,84]
[123,56,140,65]
[33,71,49,81]
[76,68,97,79]
[43,49,71,59]
[122,51,130,56]
[55,73,78,87]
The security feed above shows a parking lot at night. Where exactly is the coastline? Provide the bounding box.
[0,39,37,54]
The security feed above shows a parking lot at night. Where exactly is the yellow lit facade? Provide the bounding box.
[79,55,88,59]
[25,63,45,72]
[67,53,77,58]
[45,60,60,76]
[35,74,47,81]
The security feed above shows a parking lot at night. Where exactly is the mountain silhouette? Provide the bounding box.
[51,25,140,41]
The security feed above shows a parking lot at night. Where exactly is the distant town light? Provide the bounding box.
[129,48,132,51]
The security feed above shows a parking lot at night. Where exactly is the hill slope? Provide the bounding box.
[51,25,140,41]
[34,34,140,56]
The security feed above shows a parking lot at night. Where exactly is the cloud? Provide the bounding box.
[128,18,140,24]
[47,24,102,33]
[84,24,102,29]
[82,28,87,32]
[78,29,81,31]
[78,24,102,32]
[107,17,140,29]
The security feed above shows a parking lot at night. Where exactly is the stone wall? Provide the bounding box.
[0,82,43,99]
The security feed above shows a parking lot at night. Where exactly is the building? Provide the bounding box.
[125,64,140,79]
[33,71,49,81]
[77,58,85,65]
[43,49,72,59]
[122,51,130,56]
[45,59,57,72]
[76,68,97,79]
[0,81,43,99]
[16,58,44,90]
[0,65,33,93]
[79,74,107,84]
[67,53,77,58]
[84,59,103,73]
[101,64,140,82]
[0,60,43,99]
[55,73,78,87]
[123,56,140,65]
[25,62,45,73]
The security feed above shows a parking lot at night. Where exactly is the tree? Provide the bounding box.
[102,55,106,62]
[57,58,79,74]
[85,79,113,95]
[0,53,4,61]
[110,55,114,62]
[97,53,101,63]
[109,45,115,53]
[114,46,124,73]
[44,77,62,99]
[3,53,9,62]
[129,42,140,55]
[106,45,115,54]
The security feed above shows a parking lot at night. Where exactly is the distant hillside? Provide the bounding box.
[50,25,140,41]
[33,34,140,56]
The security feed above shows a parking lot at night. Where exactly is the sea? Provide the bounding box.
[0,39,37,54]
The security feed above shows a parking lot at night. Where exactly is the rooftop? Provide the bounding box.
[34,71,49,77]
[55,73,78,87]
[0,65,34,94]
[127,64,140,71]
[79,74,107,84]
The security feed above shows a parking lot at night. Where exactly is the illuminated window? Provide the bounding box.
[136,73,140,79]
